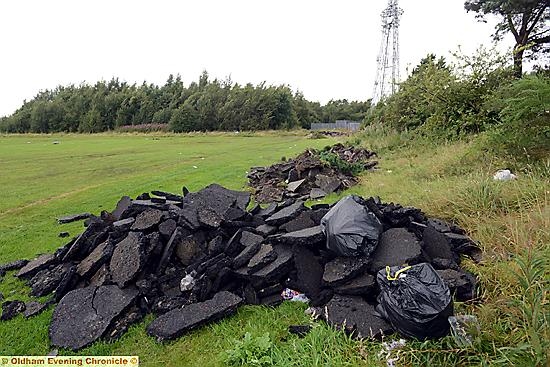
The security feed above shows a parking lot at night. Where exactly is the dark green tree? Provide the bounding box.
[169,102,199,132]
[465,0,550,77]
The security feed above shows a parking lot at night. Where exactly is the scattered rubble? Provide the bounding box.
[24,301,51,318]
[0,182,480,350]
[57,213,92,224]
[147,291,242,341]
[288,324,312,337]
[308,130,350,138]
[1,300,26,321]
[314,295,393,339]
[248,144,378,203]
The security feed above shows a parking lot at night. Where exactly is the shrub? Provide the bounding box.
[222,332,273,367]
[484,75,550,160]
[318,149,365,176]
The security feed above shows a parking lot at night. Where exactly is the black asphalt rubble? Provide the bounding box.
[0,183,480,349]
[248,144,378,203]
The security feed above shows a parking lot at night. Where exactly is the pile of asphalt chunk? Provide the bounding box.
[248,143,378,203]
[0,183,480,350]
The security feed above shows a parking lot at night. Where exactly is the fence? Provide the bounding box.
[310,120,361,131]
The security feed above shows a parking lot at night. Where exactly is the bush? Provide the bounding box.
[365,48,514,140]
[484,75,550,160]
[318,149,365,176]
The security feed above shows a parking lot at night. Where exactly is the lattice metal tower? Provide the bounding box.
[372,0,403,105]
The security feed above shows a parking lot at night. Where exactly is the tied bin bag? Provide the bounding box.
[320,195,383,257]
[376,263,453,339]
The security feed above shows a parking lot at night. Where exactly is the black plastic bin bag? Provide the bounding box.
[376,263,453,339]
[320,195,382,257]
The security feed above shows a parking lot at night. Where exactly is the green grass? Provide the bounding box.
[0,131,549,366]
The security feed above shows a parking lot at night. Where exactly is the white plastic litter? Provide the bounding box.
[180,272,196,292]
[449,315,481,347]
[378,339,407,367]
[493,169,517,181]
[281,288,309,303]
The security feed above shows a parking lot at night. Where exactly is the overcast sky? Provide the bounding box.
[0,0,511,117]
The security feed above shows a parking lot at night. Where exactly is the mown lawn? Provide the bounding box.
[0,132,548,366]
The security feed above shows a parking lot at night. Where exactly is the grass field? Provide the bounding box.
[0,132,548,366]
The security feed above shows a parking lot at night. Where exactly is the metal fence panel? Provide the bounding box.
[310,121,361,131]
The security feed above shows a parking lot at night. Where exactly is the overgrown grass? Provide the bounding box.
[0,131,548,366]
[346,129,550,366]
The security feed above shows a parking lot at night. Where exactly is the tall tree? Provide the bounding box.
[465,0,550,77]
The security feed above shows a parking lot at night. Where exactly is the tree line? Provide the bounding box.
[0,72,370,133]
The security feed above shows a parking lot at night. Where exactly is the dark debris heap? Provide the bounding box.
[0,183,480,350]
[248,143,378,203]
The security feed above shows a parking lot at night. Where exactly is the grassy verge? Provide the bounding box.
[0,131,548,366]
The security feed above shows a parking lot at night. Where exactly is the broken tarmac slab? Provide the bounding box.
[334,273,377,297]
[131,209,165,231]
[315,174,342,194]
[309,188,327,200]
[250,245,293,283]
[437,269,477,302]
[50,285,139,350]
[323,257,368,287]
[292,246,324,303]
[321,295,393,339]
[16,254,58,279]
[198,208,222,228]
[157,227,183,273]
[1,300,26,321]
[280,212,316,233]
[247,245,278,273]
[422,226,457,264]
[232,242,262,269]
[255,224,277,236]
[0,259,29,272]
[278,226,325,246]
[287,179,306,193]
[146,291,242,341]
[158,219,177,240]
[369,228,423,273]
[24,301,50,318]
[265,201,305,226]
[76,240,112,279]
[110,232,147,288]
[257,203,278,218]
[239,231,264,248]
[57,213,92,224]
[112,196,132,220]
[29,264,71,297]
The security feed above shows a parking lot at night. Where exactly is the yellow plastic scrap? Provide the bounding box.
[386,265,412,281]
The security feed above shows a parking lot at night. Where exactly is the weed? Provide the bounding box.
[318,150,364,176]
[222,332,274,367]
[501,250,550,365]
